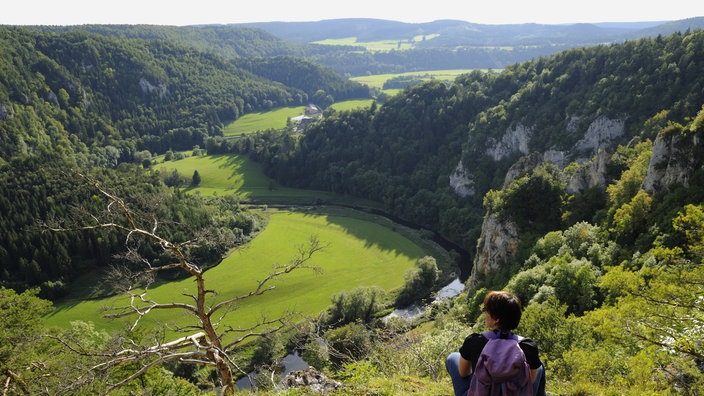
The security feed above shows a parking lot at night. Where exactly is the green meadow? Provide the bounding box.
[312,35,440,52]
[46,152,438,333]
[44,208,426,333]
[223,106,306,136]
[223,100,374,136]
[153,154,335,202]
[351,69,473,90]
[330,99,374,112]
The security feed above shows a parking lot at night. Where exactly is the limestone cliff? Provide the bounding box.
[0,103,13,121]
[642,127,702,194]
[502,152,545,188]
[485,124,532,161]
[464,115,624,285]
[567,149,610,194]
[449,160,474,197]
[469,212,521,286]
[469,152,544,285]
[450,115,625,197]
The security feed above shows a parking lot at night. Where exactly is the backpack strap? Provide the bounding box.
[483,330,519,341]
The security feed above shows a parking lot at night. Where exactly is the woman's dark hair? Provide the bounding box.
[483,290,523,330]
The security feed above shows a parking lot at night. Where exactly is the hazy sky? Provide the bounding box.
[2,0,703,26]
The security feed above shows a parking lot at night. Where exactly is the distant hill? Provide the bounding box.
[238,17,704,74]
[39,18,704,76]
[242,17,704,46]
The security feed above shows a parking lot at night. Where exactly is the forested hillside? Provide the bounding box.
[229,30,704,258]
[0,25,368,295]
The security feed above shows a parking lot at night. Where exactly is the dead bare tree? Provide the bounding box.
[47,179,324,394]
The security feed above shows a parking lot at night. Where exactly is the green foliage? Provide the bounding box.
[191,169,201,186]
[325,322,374,366]
[672,203,704,260]
[606,140,653,212]
[395,256,440,307]
[500,163,566,233]
[325,286,386,326]
[250,333,286,368]
[507,221,613,314]
[0,288,52,371]
[234,55,370,101]
[517,297,590,365]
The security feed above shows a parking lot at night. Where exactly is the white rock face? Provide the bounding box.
[139,77,169,98]
[465,116,626,282]
[574,117,626,153]
[470,213,520,286]
[0,103,14,120]
[567,149,610,194]
[542,149,567,168]
[485,124,533,161]
[642,131,699,194]
[503,152,544,188]
[449,160,475,197]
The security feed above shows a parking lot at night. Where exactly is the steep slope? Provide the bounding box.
[230,30,704,274]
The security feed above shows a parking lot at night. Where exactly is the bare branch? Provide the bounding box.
[222,314,292,351]
[209,236,326,316]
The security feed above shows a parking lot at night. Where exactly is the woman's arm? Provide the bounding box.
[458,355,473,377]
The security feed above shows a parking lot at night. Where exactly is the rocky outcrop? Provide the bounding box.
[460,115,628,284]
[464,117,625,285]
[469,153,545,285]
[451,116,625,198]
[284,367,344,393]
[0,103,14,120]
[470,212,521,286]
[449,160,475,197]
[567,149,610,194]
[574,116,626,155]
[139,77,169,98]
[502,152,544,188]
[485,124,533,161]
[642,129,702,194]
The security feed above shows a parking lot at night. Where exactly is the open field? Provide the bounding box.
[153,153,337,202]
[223,100,374,136]
[312,35,440,52]
[351,69,473,89]
[330,99,374,112]
[223,106,306,136]
[43,208,427,333]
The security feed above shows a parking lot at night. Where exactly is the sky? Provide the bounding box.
[2,0,703,26]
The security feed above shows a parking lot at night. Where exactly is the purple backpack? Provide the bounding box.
[467,331,532,396]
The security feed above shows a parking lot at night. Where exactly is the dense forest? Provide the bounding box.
[1,21,704,395]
